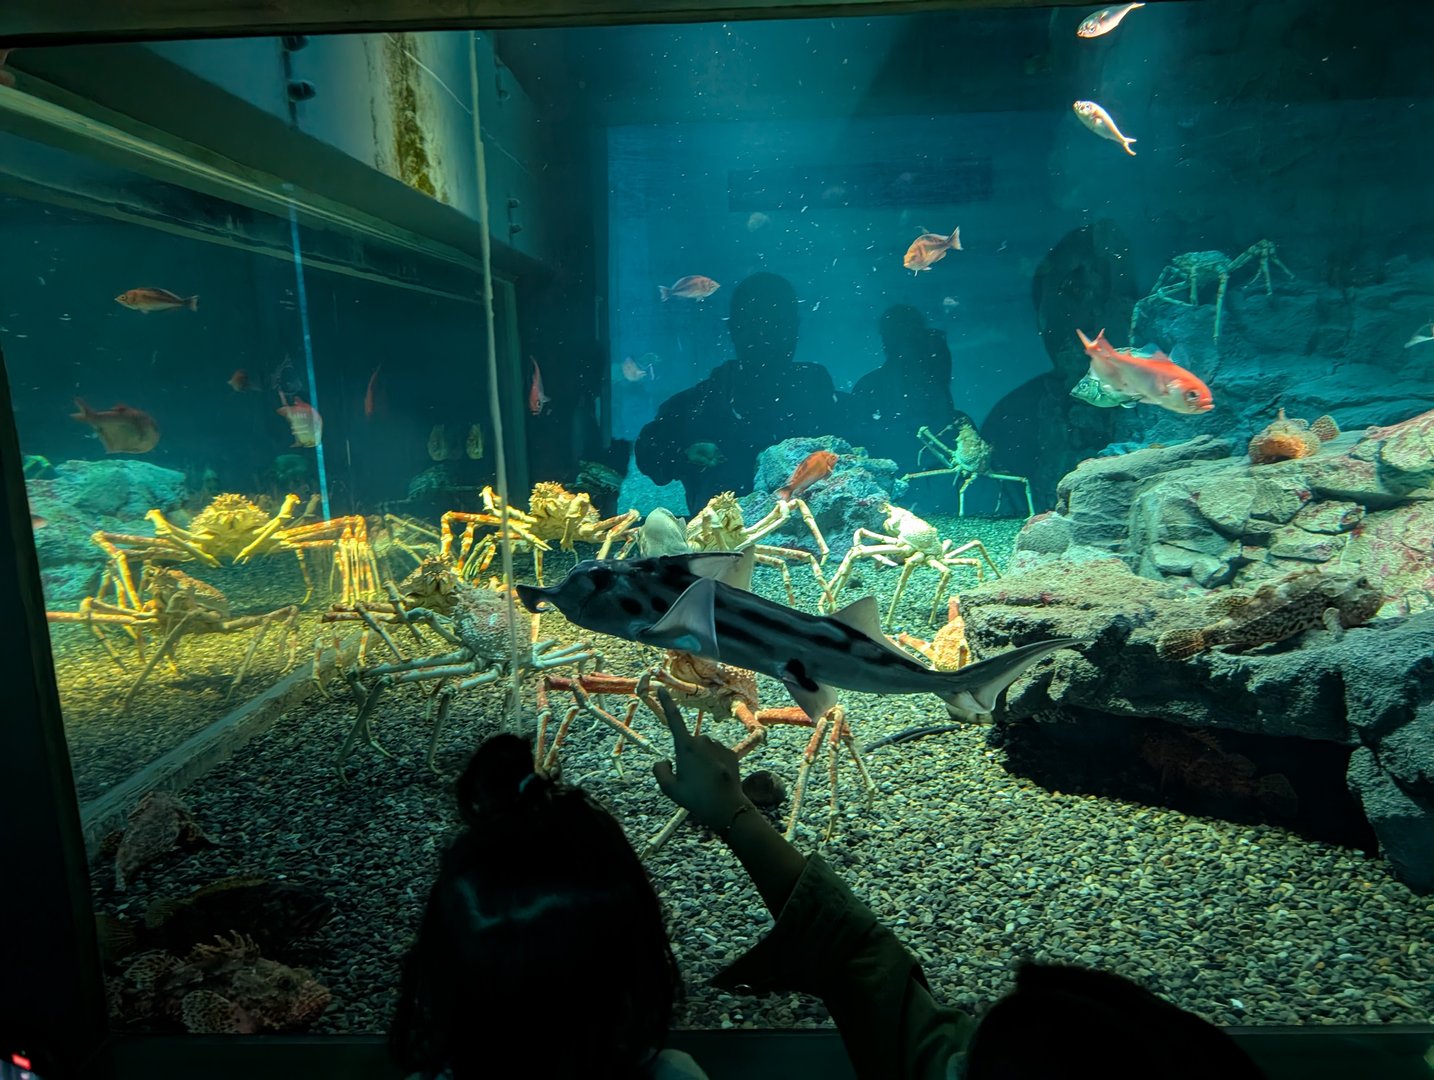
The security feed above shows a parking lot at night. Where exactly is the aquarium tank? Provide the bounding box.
[1,0,1432,1072]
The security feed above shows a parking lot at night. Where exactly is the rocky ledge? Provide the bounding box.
[970,410,1434,892]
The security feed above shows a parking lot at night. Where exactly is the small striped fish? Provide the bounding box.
[517,551,1078,722]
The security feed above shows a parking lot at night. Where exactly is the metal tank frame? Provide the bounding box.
[0,1,1431,1078]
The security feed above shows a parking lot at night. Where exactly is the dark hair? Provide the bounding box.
[390,733,683,1079]
[964,963,1265,1079]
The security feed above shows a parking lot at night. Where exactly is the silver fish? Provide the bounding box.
[1070,369,1141,409]
[516,551,1079,722]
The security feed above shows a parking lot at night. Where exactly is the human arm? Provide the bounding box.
[651,690,975,1079]
[650,687,806,913]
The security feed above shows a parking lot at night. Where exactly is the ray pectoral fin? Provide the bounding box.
[781,659,838,720]
[937,637,1079,720]
[638,577,720,656]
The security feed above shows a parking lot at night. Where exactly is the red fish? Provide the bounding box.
[1077,328,1213,414]
[528,357,550,416]
[276,391,323,448]
[71,399,161,453]
[659,276,720,302]
[776,450,838,502]
[227,369,252,392]
[115,288,198,313]
[903,228,961,273]
[364,365,382,419]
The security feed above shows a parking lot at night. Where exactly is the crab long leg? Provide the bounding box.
[427,668,502,773]
[120,611,201,714]
[230,494,302,563]
[221,606,299,701]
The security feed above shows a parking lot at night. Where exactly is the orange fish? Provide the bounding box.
[277,391,323,447]
[227,369,252,392]
[364,365,382,419]
[528,357,550,416]
[1077,329,1213,415]
[659,275,720,302]
[71,399,161,453]
[776,450,838,502]
[115,288,198,313]
[903,228,962,273]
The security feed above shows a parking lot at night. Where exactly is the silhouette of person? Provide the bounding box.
[850,305,959,471]
[635,273,846,513]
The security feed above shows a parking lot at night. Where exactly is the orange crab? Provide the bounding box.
[896,596,973,671]
[539,651,874,852]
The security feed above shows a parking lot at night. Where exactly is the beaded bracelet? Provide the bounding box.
[717,803,755,842]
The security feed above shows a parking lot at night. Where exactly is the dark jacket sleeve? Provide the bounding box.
[711,855,976,1080]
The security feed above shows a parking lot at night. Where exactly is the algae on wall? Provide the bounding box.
[378,32,450,204]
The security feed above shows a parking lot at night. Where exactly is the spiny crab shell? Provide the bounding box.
[182,494,276,540]
[882,503,943,555]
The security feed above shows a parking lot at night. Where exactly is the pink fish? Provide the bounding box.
[528,357,550,416]
[659,276,720,302]
[115,288,198,313]
[71,399,161,453]
[1077,329,1213,414]
[277,391,323,447]
[903,228,961,273]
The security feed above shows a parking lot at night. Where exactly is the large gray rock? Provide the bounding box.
[958,559,1434,893]
[1013,412,1434,618]
[738,436,907,558]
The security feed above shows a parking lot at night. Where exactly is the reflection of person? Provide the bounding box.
[635,273,844,513]
[389,733,705,1080]
[652,688,1266,1080]
[851,305,957,471]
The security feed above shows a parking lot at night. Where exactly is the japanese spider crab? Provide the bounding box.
[539,650,874,853]
[1130,240,1293,343]
[316,557,600,780]
[823,503,1000,626]
[46,565,299,713]
[90,493,380,608]
[902,420,1034,519]
[438,483,640,584]
[685,491,831,607]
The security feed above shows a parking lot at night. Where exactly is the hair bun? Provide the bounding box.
[457,733,540,823]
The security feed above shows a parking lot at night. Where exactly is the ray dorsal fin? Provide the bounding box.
[829,595,918,660]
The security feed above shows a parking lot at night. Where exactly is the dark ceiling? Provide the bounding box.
[493,7,1069,126]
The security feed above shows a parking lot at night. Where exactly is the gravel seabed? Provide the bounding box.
[80,515,1434,1033]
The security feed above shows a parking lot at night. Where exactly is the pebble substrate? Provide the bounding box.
[82,515,1434,1033]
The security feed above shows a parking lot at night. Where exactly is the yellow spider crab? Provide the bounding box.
[684,491,831,606]
[90,493,381,608]
[47,564,299,713]
[439,483,640,584]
